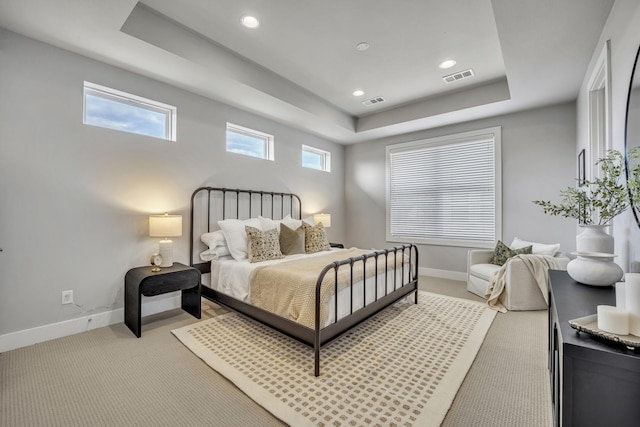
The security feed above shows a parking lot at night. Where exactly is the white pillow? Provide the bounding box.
[279,214,314,230]
[258,215,315,235]
[279,214,301,230]
[200,245,232,261]
[217,218,262,261]
[258,216,280,231]
[510,237,560,256]
[201,230,226,248]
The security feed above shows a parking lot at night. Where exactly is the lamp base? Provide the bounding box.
[158,239,173,267]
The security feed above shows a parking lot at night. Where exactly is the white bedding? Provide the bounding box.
[205,248,410,327]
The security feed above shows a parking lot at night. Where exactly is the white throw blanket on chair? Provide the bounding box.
[485,254,567,312]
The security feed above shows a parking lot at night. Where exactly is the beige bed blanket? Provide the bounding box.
[249,248,407,329]
[485,254,567,312]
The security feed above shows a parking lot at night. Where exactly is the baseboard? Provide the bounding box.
[420,267,467,282]
[1,269,467,353]
[0,295,181,353]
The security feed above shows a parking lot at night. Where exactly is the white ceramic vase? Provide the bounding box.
[566,253,623,286]
[576,225,614,253]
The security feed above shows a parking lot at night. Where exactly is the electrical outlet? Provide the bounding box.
[61,290,73,305]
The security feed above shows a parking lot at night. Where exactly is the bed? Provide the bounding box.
[189,187,419,376]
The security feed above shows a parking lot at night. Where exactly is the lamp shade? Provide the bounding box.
[313,213,331,228]
[149,214,182,238]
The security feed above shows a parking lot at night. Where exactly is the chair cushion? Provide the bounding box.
[469,263,501,281]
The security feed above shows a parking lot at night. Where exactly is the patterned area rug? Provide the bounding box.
[172,292,496,427]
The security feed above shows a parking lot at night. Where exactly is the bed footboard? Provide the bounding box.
[313,244,419,376]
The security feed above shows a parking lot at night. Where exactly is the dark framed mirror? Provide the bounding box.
[625,43,640,228]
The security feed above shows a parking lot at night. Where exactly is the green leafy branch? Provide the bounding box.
[533,150,629,225]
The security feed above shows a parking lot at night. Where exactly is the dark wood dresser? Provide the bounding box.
[548,270,640,427]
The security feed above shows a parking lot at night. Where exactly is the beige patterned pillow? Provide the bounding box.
[302,222,331,254]
[245,226,284,263]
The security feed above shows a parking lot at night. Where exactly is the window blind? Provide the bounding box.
[387,128,501,247]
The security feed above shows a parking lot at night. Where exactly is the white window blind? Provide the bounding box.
[386,127,501,248]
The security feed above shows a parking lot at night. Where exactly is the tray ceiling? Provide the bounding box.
[0,0,614,143]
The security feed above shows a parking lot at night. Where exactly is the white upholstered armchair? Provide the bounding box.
[467,238,570,311]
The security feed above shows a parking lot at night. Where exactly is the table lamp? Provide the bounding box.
[149,213,182,267]
[313,213,331,228]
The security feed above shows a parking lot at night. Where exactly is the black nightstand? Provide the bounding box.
[125,262,201,337]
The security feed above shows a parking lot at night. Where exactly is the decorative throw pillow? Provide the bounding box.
[245,226,284,263]
[279,223,305,255]
[302,222,331,254]
[489,240,532,266]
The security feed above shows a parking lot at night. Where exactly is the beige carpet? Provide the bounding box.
[1,277,552,426]
[172,291,496,427]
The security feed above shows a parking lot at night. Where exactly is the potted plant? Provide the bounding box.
[533,149,629,253]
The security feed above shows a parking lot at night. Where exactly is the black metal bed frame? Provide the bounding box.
[189,187,419,376]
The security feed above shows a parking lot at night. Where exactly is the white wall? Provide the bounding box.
[577,0,640,273]
[5,1,639,350]
[0,29,345,347]
[345,0,640,277]
[345,103,577,276]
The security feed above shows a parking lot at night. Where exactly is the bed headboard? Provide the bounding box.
[189,187,302,274]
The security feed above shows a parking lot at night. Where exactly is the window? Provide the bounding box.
[83,81,176,140]
[302,145,331,172]
[386,127,501,248]
[226,123,274,160]
[587,40,611,181]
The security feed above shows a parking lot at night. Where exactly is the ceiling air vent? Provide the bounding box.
[442,69,474,84]
[362,96,386,106]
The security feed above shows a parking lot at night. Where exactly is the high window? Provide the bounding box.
[83,81,176,141]
[226,123,274,160]
[302,145,331,172]
[386,127,502,248]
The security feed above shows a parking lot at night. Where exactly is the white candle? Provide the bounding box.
[625,273,640,336]
[615,282,626,309]
[597,305,629,335]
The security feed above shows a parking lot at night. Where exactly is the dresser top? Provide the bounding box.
[550,270,640,364]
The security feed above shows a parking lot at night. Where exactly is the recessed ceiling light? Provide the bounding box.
[241,15,260,29]
[356,42,370,52]
[353,90,365,97]
[438,59,457,69]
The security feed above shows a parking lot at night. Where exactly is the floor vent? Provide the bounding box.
[442,69,474,84]
[362,96,386,106]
